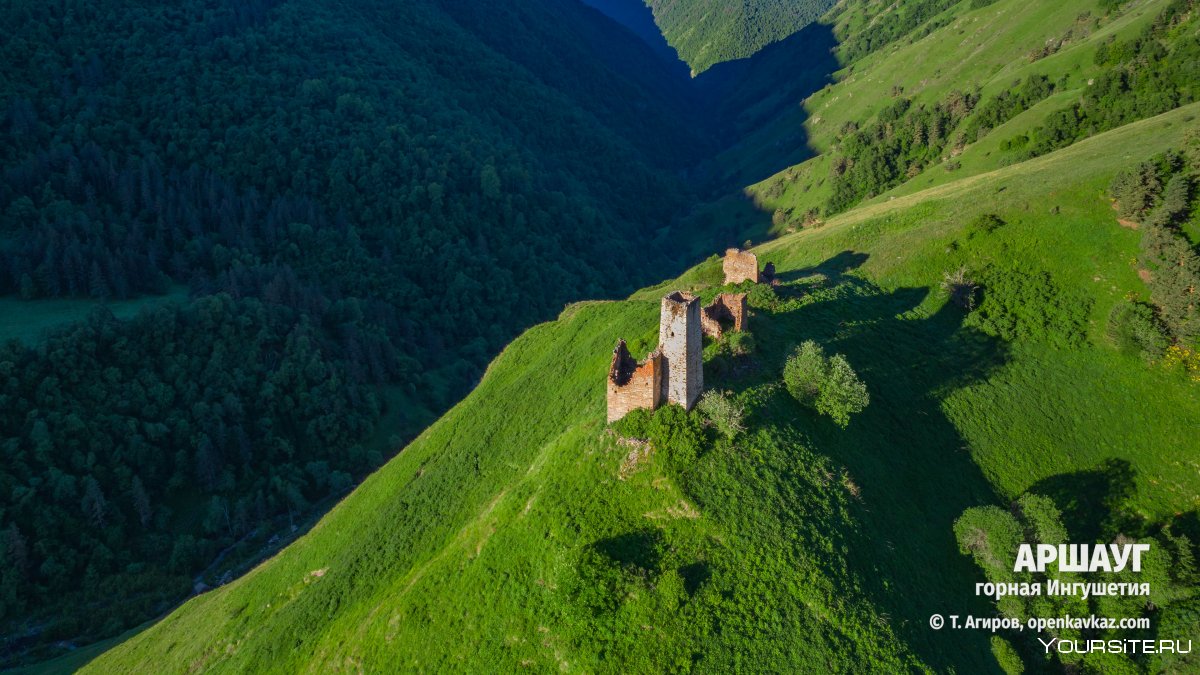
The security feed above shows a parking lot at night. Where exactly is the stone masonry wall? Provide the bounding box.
[700,293,747,339]
[659,291,703,410]
[606,340,663,423]
[723,248,759,284]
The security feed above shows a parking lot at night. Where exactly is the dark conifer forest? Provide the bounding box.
[0,0,724,658]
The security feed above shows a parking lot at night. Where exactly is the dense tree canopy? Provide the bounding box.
[0,292,391,641]
[0,0,715,661]
[646,0,836,73]
[826,90,979,213]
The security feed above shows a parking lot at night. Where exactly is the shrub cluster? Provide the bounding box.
[1106,301,1170,361]
[1109,149,1200,346]
[826,91,978,213]
[965,267,1092,348]
[613,405,707,472]
[697,390,747,440]
[955,491,1199,673]
[941,265,978,310]
[1021,0,1200,159]
[783,341,870,428]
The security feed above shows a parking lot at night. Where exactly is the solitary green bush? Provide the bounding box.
[783,341,826,404]
[1109,160,1163,220]
[783,341,870,428]
[966,213,1005,238]
[725,330,756,356]
[941,266,978,310]
[1106,301,1169,361]
[697,390,746,440]
[614,405,706,469]
[990,636,1024,675]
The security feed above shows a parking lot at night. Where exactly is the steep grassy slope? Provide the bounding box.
[79,298,926,672]
[750,104,1200,517]
[732,0,1181,216]
[86,99,1200,675]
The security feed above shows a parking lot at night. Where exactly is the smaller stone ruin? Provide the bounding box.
[722,248,760,284]
[722,248,777,286]
[700,293,747,339]
[606,339,663,423]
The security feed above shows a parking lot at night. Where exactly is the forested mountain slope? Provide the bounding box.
[86,102,1200,675]
[7,0,1200,670]
[0,0,716,663]
[646,0,838,74]
[578,0,691,71]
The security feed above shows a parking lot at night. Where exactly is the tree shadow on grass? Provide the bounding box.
[1028,459,1140,542]
[694,22,840,187]
[1174,511,1200,544]
[756,250,873,304]
[677,562,711,596]
[593,528,664,572]
[773,250,872,287]
[727,252,1015,671]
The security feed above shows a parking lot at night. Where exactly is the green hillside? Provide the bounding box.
[85,98,1200,673]
[7,0,1200,671]
[739,0,1198,225]
[646,0,837,74]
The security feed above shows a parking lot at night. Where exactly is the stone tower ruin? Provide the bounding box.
[659,291,703,410]
[606,248,772,423]
[606,340,663,423]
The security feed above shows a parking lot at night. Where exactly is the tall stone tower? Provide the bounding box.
[659,291,703,409]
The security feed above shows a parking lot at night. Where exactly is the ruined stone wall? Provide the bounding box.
[659,291,703,410]
[606,340,663,423]
[701,293,747,339]
[723,248,759,285]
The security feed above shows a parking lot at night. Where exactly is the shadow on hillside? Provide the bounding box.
[583,0,840,174]
[673,21,840,260]
[1028,459,1140,543]
[694,22,840,187]
[776,250,871,286]
[578,0,690,78]
[1172,511,1200,552]
[593,528,664,571]
[581,6,844,276]
[740,253,1013,671]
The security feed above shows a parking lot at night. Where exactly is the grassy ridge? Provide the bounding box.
[736,0,1172,219]
[755,103,1200,517]
[87,98,1200,675]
